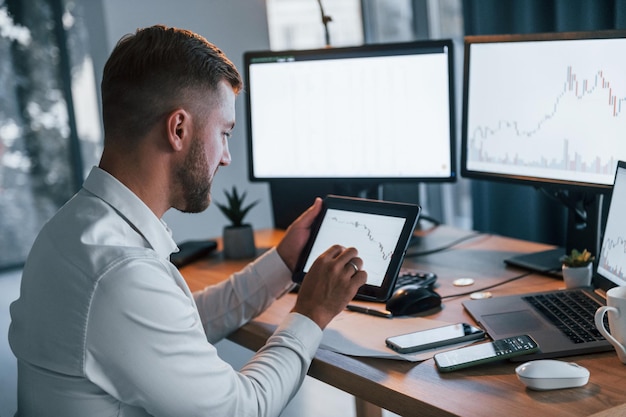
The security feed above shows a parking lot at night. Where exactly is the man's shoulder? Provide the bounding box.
[24,191,166,290]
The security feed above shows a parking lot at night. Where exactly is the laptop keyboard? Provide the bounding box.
[523,291,607,344]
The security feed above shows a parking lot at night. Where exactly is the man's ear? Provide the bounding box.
[166,108,191,152]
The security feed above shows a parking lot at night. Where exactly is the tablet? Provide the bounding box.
[293,195,421,302]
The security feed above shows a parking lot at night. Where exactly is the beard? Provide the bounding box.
[176,137,212,213]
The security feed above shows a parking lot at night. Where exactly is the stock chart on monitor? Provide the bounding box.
[464,34,626,188]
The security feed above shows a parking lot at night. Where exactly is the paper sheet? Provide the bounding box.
[321,310,479,362]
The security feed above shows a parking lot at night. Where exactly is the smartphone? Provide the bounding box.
[434,334,540,372]
[385,323,485,354]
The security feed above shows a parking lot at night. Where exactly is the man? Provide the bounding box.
[9,25,367,416]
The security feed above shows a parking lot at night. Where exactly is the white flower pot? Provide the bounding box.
[562,263,592,288]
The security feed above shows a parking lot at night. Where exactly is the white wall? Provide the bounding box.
[100,0,275,243]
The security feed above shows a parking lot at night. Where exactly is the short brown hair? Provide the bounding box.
[101,25,242,141]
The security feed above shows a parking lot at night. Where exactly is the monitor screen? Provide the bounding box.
[461,30,626,191]
[460,30,626,273]
[597,161,626,290]
[244,40,456,183]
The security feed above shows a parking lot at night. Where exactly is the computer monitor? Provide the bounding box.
[461,30,626,273]
[244,40,456,228]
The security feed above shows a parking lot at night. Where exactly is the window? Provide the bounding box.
[0,0,99,269]
[266,0,363,50]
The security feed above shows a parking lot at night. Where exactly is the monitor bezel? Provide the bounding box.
[243,39,457,184]
[460,29,626,194]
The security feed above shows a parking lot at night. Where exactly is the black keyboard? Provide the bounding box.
[395,268,437,289]
[291,268,437,294]
[523,291,606,344]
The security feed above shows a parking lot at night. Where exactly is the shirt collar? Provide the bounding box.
[82,167,178,259]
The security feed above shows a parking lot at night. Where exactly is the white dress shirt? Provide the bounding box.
[9,167,322,417]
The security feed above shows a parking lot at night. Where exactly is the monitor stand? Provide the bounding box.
[269,181,337,229]
[503,192,604,278]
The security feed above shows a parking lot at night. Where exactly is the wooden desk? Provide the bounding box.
[180,226,626,417]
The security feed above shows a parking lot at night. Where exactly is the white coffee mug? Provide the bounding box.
[595,286,626,364]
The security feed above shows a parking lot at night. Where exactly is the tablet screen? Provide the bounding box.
[294,195,421,301]
[303,209,406,287]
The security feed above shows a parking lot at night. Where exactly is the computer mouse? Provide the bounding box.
[515,359,590,390]
[385,285,442,316]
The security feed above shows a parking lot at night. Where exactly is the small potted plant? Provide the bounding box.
[215,186,259,259]
[560,249,595,288]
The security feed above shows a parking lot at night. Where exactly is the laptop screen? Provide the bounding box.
[596,160,626,289]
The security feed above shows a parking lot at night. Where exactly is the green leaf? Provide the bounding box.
[215,186,259,227]
[560,248,595,267]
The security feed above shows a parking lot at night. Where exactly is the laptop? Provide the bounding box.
[463,160,626,360]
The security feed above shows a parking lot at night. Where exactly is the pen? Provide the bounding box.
[346,304,393,319]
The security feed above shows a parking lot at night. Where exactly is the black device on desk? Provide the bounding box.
[434,335,540,372]
[170,240,218,268]
[385,269,442,316]
[386,286,441,316]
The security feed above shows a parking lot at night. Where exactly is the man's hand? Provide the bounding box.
[292,245,367,330]
[276,197,323,272]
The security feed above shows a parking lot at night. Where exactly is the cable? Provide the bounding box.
[405,231,485,258]
[316,0,332,47]
[441,271,534,300]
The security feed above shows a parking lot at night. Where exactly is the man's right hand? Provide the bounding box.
[292,245,367,330]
